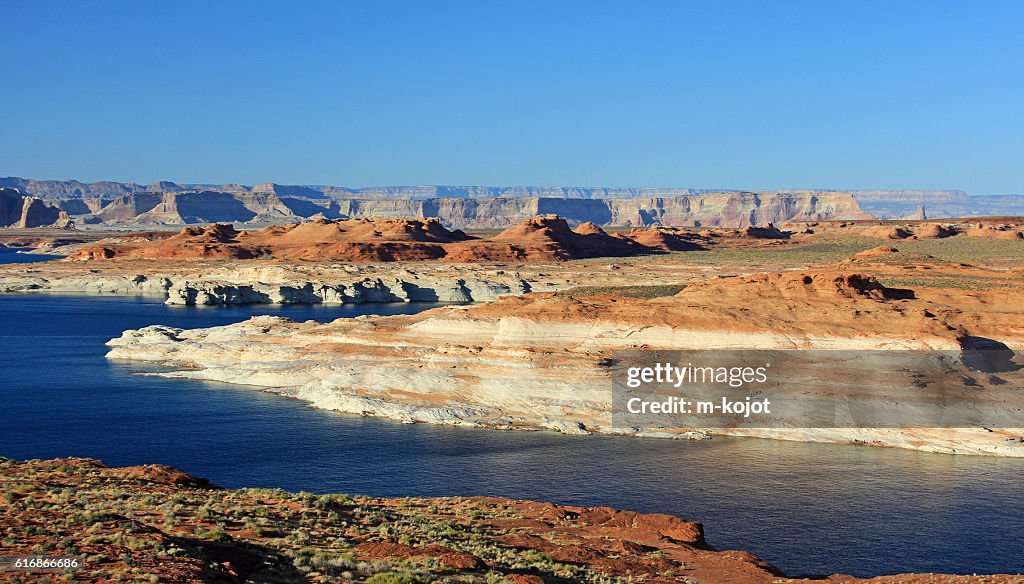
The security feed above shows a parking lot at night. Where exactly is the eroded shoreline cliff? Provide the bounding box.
[104,266,1024,457]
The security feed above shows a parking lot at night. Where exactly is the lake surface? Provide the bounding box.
[0,247,65,263]
[1,293,1022,578]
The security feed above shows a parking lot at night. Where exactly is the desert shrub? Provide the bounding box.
[364,574,430,584]
[84,511,120,524]
[200,528,232,542]
[560,284,686,298]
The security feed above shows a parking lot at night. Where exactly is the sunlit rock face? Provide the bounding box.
[106,269,1024,456]
[0,188,69,228]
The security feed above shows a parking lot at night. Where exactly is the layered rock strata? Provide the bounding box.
[106,269,1024,455]
[0,187,71,228]
[0,262,553,305]
[7,181,871,228]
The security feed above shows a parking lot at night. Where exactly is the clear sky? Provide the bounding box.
[2,1,1022,194]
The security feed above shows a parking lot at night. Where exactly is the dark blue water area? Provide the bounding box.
[0,247,64,263]
[1,293,1022,577]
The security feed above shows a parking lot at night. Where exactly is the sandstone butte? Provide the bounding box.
[63,216,759,263]
[0,187,72,229]
[1,456,1020,583]
[50,216,1024,266]
[105,247,1024,457]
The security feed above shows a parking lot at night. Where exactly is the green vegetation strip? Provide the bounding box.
[895,238,1024,263]
[559,284,686,298]
[672,237,1022,266]
[876,277,1017,291]
[674,238,881,265]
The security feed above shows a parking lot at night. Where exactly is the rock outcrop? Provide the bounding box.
[65,216,690,262]
[106,267,1024,455]
[0,260,555,305]
[798,218,1024,241]
[914,222,959,239]
[738,223,789,239]
[0,188,71,228]
[613,226,709,251]
[481,215,646,259]
[965,222,1024,239]
[854,245,900,258]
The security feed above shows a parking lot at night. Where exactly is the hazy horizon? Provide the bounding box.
[6,175,1021,197]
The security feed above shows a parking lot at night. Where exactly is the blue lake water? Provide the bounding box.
[0,247,64,263]
[1,292,1022,578]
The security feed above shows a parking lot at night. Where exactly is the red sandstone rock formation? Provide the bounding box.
[615,226,709,251]
[798,217,1024,241]
[964,222,1024,239]
[66,216,660,262]
[855,245,901,258]
[485,215,646,259]
[914,223,959,239]
[739,223,790,239]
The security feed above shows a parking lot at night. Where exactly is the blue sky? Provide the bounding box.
[2,1,1022,193]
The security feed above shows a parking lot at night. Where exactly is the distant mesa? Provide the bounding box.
[4,177,1024,230]
[60,189,866,230]
[853,190,1024,219]
[0,187,73,229]
[2,177,884,229]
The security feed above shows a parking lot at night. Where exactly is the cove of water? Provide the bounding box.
[0,247,64,263]
[0,293,1021,578]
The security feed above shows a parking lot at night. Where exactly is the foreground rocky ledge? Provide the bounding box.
[1,457,1018,583]
[106,265,1024,456]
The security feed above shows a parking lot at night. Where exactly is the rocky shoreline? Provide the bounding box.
[0,252,712,306]
[0,263,560,305]
[6,227,1023,456]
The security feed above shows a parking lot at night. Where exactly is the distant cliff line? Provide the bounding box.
[0,176,983,201]
[12,189,869,229]
[3,177,1024,227]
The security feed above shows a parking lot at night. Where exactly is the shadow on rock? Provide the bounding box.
[961,336,1022,373]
